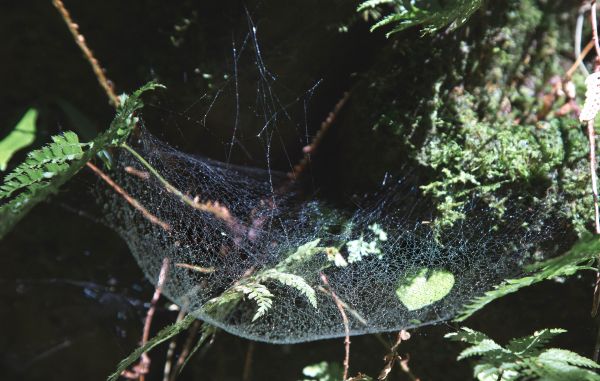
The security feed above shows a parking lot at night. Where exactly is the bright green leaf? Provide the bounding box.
[396,268,455,310]
[0,108,37,171]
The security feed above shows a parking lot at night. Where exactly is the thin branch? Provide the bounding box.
[592,1,600,60]
[567,39,594,80]
[577,3,592,76]
[125,166,150,180]
[242,342,255,381]
[320,273,350,381]
[140,258,170,381]
[396,354,420,381]
[120,257,170,380]
[163,309,186,381]
[170,320,203,381]
[121,143,239,228]
[86,162,171,231]
[287,92,351,180]
[316,286,368,326]
[51,0,120,107]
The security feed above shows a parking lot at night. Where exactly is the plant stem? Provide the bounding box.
[86,162,170,231]
[320,273,350,381]
[139,257,170,381]
[51,0,120,107]
[121,143,236,225]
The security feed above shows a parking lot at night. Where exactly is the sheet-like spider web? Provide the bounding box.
[99,20,557,344]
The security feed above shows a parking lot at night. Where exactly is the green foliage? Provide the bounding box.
[358,0,483,36]
[0,108,37,171]
[456,234,600,322]
[261,269,318,309]
[236,282,275,322]
[0,82,163,239]
[0,131,86,199]
[277,238,325,272]
[107,314,196,381]
[416,91,565,227]
[347,223,388,263]
[299,361,344,381]
[396,268,455,311]
[350,0,588,231]
[205,265,320,322]
[446,327,600,381]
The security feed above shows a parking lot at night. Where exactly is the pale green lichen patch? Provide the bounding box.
[396,268,455,311]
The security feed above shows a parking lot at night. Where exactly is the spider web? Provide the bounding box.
[98,16,559,344]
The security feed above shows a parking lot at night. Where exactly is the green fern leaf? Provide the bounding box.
[445,327,491,345]
[357,0,395,13]
[236,282,274,322]
[361,0,483,36]
[456,234,600,322]
[457,339,504,360]
[538,349,600,370]
[507,329,567,355]
[261,269,318,308]
[0,131,85,199]
[0,82,163,239]
[106,314,196,381]
[450,327,600,381]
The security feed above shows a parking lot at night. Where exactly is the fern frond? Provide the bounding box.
[236,282,274,322]
[277,238,323,272]
[0,131,85,199]
[357,0,395,12]
[535,349,600,381]
[457,339,505,361]
[445,327,491,345]
[450,327,600,381]
[456,234,600,322]
[364,0,483,36]
[261,269,318,308]
[538,349,600,370]
[0,82,163,239]
[507,329,567,355]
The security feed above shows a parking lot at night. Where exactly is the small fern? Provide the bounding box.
[0,131,86,199]
[204,266,318,322]
[0,81,163,239]
[446,327,600,381]
[358,0,483,37]
[236,282,274,322]
[260,269,318,308]
[456,234,600,321]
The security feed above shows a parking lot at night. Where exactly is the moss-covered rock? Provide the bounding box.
[326,0,593,234]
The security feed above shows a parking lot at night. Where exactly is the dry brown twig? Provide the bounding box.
[121,258,170,380]
[51,0,120,107]
[86,162,171,231]
[287,91,351,180]
[169,320,203,381]
[242,342,255,381]
[320,273,351,381]
[162,309,186,381]
[377,330,420,381]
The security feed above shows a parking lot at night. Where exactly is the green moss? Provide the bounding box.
[340,0,594,234]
